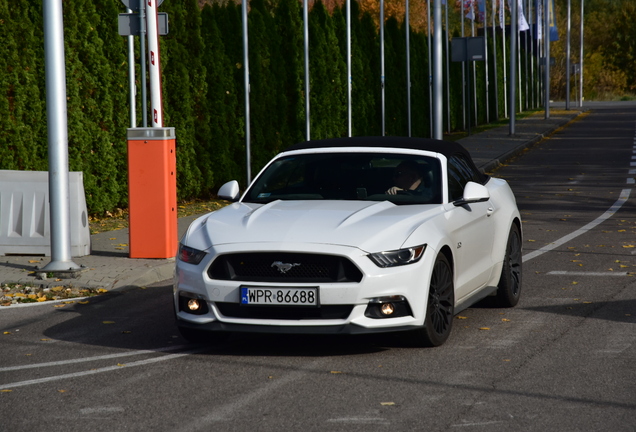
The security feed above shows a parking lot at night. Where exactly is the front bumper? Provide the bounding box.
[174,242,435,333]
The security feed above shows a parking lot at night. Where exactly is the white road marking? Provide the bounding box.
[177,357,330,429]
[523,189,632,262]
[327,417,390,424]
[546,271,629,277]
[0,345,191,372]
[0,347,208,390]
[451,421,506,427]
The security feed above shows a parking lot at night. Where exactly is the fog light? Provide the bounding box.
[380,303,395,315]
[364,296,413,319]
[187,299,201,311]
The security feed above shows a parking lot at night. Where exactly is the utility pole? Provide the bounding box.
[42,0,81,273]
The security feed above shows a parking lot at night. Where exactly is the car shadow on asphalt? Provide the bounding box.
[42,283,399,357]
[472,296,636,324]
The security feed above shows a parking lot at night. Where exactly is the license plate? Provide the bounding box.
[240,287,319,306]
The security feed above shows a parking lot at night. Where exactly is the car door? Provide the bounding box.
[444,154,496,301]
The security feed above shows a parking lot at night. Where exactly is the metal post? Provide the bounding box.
[579,0,584,108]
[492,0,499,120]
[406,0,411,137]
[127,8,136,128]
[544,0,550,118]
[471,17,477,124]
[461,0,466,130]
[432,0,443,140]
[303,0,310,140]
[427,0,432,138]
[444,0,451,133]
[524,0,529,109]
[502,1,508,119]
[517,28,522,111]
[346,0,352,137]
[565,0,571,110]
[510,0,518,135]
[242,0,251,183]
[529,0,534,109]
[146,0,162,127]
[42,0,80,272]
[139,5,147,127]
[380,0,385,136]
[484,0,490,123]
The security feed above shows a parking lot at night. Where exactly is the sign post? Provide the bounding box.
[451,37,485,136]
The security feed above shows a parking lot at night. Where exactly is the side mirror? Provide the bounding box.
[453,181,490,207]
[218,180,240,202]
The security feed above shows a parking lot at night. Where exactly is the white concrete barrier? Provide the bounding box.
[0,170,90,256]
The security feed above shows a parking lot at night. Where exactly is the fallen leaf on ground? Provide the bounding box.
[380,402,395,406]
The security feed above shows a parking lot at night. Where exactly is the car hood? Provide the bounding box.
[183,200,441,253]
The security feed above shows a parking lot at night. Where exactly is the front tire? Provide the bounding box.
[496,224,522,307]
[408,253,455,347]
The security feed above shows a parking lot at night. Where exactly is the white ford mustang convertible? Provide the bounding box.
[174,137,522,346]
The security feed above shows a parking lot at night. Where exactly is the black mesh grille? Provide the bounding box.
[215,303,353,320]
[208,252,363,283]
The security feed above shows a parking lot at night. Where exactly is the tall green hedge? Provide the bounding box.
[0,0,534,215]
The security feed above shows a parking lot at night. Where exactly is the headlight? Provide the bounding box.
[368,244,426,268]
[178,244,207,265]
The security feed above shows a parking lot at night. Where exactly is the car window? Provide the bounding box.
[447,154,484,201]
[243,152,443,205]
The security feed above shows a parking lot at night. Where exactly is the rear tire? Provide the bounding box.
[407,253,455,347]
[496,224,522,307]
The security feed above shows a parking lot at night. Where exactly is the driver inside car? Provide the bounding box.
[386,161,425,195]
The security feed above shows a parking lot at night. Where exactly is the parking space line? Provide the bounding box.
[0,345,191,372]
[0,346,208,390]
[523,189,632,263]
[546,271,629,277]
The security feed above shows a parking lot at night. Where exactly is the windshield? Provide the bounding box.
[243,152,442,205]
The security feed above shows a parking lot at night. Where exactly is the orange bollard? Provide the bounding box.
[126,128,177,258]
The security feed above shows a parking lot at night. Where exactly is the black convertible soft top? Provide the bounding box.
[284,136,472,159]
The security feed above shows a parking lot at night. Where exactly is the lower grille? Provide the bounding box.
[215,303,354,320]
[208,252,363,283]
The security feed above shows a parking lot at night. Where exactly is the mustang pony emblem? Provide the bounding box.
[271,261,301,274]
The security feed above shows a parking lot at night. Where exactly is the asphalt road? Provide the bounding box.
[1,106,635,431]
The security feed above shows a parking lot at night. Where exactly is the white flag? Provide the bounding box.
[465,0,476,21]
[536,0,543,39]
[499,0,505,28]
[507,0,530,31]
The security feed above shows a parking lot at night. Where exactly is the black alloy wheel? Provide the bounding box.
[496,223,522,307]
[408,253,454,347]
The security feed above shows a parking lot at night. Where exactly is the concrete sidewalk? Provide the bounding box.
[0,107,585,292]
